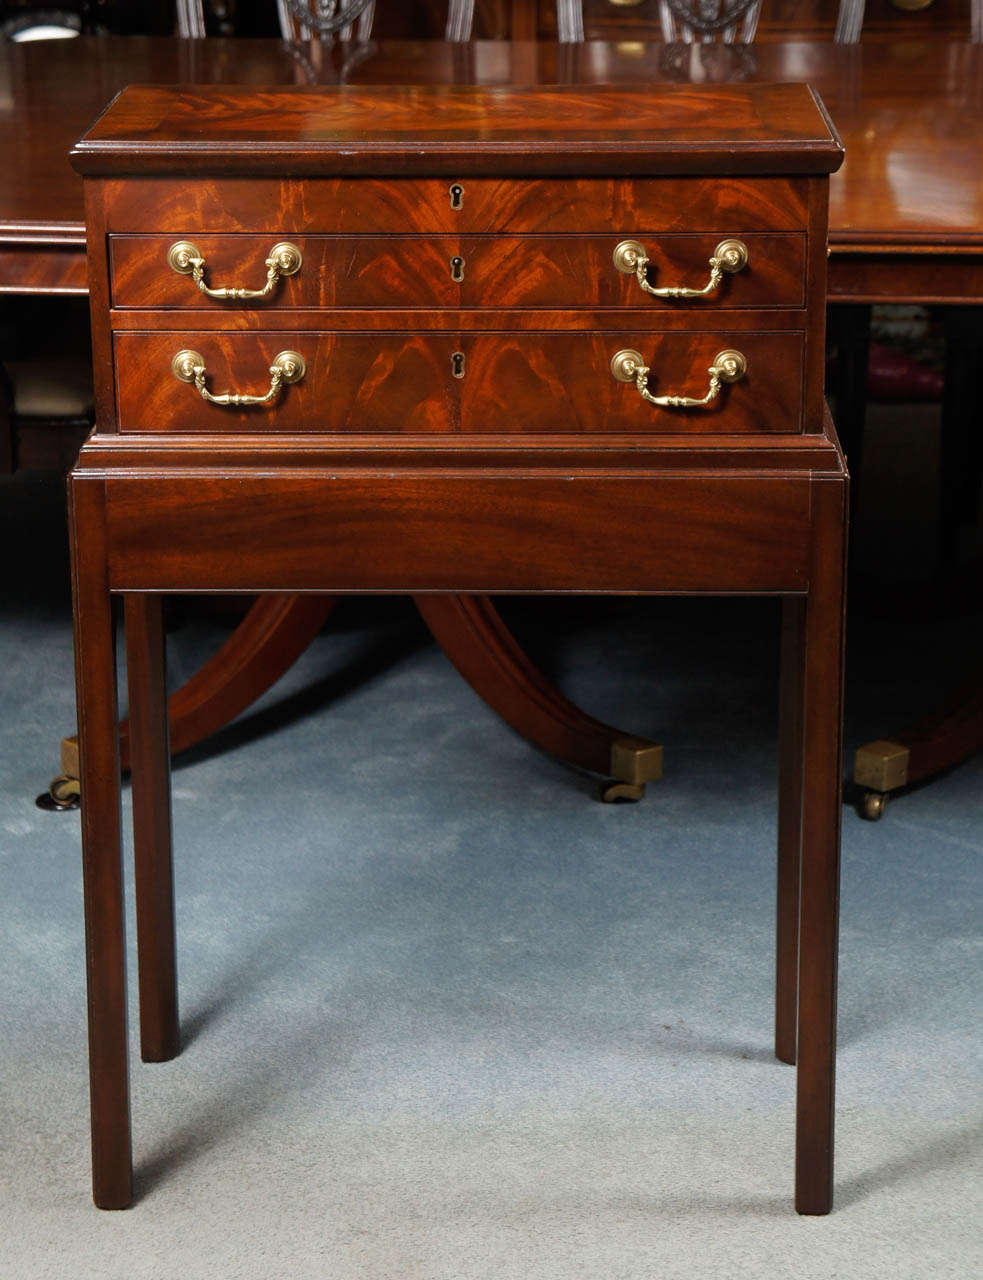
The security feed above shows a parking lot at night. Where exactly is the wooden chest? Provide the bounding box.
[75,83,840,447]
[69,83,847,1216]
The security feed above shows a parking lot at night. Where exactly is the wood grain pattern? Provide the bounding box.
[124,595,178,1065]
[5,36,982,268]
[112,330,803,436]
[69,77,849,1216]
[110,235,461,310]
[113,332,460,434]
[71,84,843,178]
[828,252,983,305]
[102,471,813,594]
[461,332,803,434]
[0,242,87,295]
[462,233,805,309]
[795,477,848,1215]
[776,595,806,1066]
[68,474,132,1210]
[109,232,805,311]
[98,176,811,237]
[107,306,808,335]
[803,176,831,436]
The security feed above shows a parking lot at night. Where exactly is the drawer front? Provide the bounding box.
[114,332,459,434]
[111,233,804,310]
[110,235,462,310]
[464,234,803,309]
[461,333,803,434]
[102,175,809,235]
[114,330,802,436]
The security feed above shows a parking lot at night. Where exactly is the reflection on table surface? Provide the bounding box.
[1,37,981,245]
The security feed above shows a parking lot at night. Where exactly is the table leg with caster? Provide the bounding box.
[414,594,664,801]
[42,594,337,809]
[854,667,983,818]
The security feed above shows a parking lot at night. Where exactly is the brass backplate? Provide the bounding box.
[166,240,200,274]
[610,349,644,382]
[713,349,748,384]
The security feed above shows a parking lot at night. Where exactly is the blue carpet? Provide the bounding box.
[0,470,980,1278]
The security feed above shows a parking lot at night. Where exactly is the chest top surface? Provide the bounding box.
[71,83,843,178]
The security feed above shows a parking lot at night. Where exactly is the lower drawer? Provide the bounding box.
[113,331,803,435]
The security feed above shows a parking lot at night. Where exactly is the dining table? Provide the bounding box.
[3,34,981,814]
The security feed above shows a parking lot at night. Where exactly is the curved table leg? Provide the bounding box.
[58,593,336,783]
[413,594,663,799]
[854,667,983,818]
[55,593,660,799]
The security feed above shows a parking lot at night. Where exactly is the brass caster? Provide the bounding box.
[862,791,888,821]
[36,775,81,812]
[601,780,646,803]
[603,736,662,803]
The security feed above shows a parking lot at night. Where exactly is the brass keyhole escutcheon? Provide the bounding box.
[450,255,465,283]
[449,183,464,210]
[451,351,465,379]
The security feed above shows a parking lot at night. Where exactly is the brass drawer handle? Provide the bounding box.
[613,238,749,299]
[610,348,747,408]
[171,349,306,407]
[166,240,303,300]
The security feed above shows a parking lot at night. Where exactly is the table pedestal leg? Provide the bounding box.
[58,593,337,785]
[56,594,659,801]
[415,595,663,797]
[854,666,983,818]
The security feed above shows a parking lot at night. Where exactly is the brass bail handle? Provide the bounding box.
[167,240,303,300]
[613,238,749,299]
[172,349,306,407]
[610,348,747,409]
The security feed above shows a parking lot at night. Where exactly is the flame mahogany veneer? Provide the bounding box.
[68,82,847,1214]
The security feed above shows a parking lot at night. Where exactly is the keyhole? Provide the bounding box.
[451,351,465,379]
[450,255,465,283]
[449,183,464,210]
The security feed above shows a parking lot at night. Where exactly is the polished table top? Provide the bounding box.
[1,36,981,266]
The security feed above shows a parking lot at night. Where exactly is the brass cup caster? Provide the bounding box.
[600,780,647,803]
[599,737,663,803]
[36,775,81,811]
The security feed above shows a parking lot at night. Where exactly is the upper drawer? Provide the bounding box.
[110,233,804,310]
[466,233,804,309]
[100,175,810,236]
[110,235,460,309]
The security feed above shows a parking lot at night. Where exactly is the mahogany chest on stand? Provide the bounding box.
[69,81,846,1212]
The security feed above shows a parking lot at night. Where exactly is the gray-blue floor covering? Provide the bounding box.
[1,471,981,1279]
